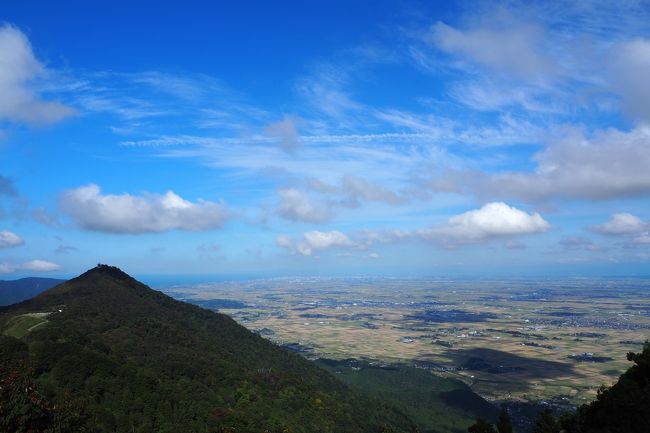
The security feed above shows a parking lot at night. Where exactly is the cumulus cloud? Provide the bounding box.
[428,202,549,243]
[303,230,352,249]
[0,230,24,248]
[0,259,61,274]
[591,213,647,236]
[265,115,302,153]
[282,202,548,254]
[277,230,353,256]
[589,213,650,246]
[59,184,229,234]
[0,24,74,125]
[297,230,352,256]
[276,188,332,223]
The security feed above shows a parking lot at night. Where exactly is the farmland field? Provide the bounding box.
[164,277,650,407]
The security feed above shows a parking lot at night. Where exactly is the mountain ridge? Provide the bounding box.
[0,277,66,306]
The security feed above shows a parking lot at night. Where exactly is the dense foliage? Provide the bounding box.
[317,358,497,433]
[0,265,415,433]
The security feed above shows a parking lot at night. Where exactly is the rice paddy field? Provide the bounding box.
[165,277,650,407]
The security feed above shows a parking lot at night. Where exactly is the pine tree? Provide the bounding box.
[532,409,559,433]
[496,404,513,433]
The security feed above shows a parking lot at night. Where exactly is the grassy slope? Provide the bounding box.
[0,265,415,433]
[2,313,50,338]
[318,359,497,433]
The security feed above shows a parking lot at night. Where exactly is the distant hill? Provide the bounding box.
[0,265,415,433]
[0,277,65,306]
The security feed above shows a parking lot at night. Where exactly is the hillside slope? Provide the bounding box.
[318,359,497,433]
[0,265,414,433]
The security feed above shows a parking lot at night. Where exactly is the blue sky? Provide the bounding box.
[1,0,650,279]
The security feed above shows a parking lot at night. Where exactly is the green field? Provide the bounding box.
[2,312,50,338]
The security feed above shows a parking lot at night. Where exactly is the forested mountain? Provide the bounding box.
[0,277,65,306]
[0,265,415,433]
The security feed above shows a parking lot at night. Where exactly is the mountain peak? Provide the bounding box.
[82,264,133,281]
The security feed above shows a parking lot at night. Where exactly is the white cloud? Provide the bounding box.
[303,230,352,249]
[0,259,61,274]
[430,20,552,81]
[265,115,302,153]
[275,235,292,248]
[301,203,549,252]
[297,230,353,256]
[278,230,354,256]
[276,188,332,223]
[591,213,647,235]
[21,259,61,272]
[0,230,24,248]
[60,184,229,234]
[0,24,74,125]
[431,202,550,242]
[447,126,650,202]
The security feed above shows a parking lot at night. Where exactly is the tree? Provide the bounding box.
[532,409,560,433]
[496,405,513,433]
[468,419,497,433]
[576,342,650,433]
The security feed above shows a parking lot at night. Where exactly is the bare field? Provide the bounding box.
[165,278,650,405]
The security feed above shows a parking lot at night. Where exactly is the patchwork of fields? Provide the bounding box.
[166,278,650,406]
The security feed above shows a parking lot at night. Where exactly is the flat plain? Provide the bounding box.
[165,277,650,407]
